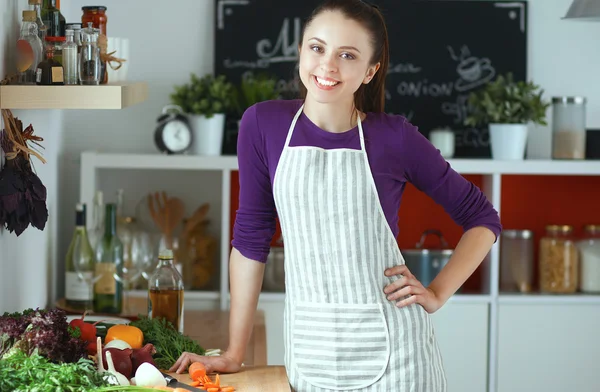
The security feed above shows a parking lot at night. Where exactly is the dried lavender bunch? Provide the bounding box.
[0,126,48,236]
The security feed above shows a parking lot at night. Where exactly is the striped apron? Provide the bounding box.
[272,104,447,392]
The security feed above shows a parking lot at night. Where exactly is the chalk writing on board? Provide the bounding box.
[448,45,496,92]
[388,63,423,74]
[257,18,301,63]
[494,2,526,33]
[217,0,250,30]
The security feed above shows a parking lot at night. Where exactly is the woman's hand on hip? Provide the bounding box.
[383,264,443,314]
[168,350,242,374]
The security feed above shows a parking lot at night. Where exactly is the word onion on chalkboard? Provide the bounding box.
[215,0,527,158]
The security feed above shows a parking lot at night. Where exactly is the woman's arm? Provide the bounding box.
[225,247,266,365]
[384,119,501,313]
[170,103,277,372]
[428,226,495,304]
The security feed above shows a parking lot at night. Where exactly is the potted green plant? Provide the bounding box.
[464,73,550,160]
[170,73,236,156]
[235,72,280,117]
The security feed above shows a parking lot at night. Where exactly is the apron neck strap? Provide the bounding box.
[284,103,367,152]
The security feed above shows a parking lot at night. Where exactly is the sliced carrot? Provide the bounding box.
[215,374,220,387]
[204,383,219,389]
[189,362,207,381]
[173,389,191,392]
[221,387,235,392]
[206,389,219,392]
[189,380,201,387]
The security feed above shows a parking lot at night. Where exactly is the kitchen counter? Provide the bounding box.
[55,297,267,366]
[168,365,291,392]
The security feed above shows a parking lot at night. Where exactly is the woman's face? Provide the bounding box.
[299,10,380,107]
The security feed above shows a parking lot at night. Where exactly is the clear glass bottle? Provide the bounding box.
[551,96,587,160]
[148,249,185,333]
[28,0,47,46]
[16,10,44,85]
[62,29,78,85]
[65,203,95,311]
[36,45,63,85]
[93,203,124,314]
[79,22,100,85]
[577,225,600,293]
[539,225,579,294]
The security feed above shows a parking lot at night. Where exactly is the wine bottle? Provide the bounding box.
[93,203,124,314]
[65,203,94,311]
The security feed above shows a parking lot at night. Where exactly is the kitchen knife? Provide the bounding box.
[161,372,202,391]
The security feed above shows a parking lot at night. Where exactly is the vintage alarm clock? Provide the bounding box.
[154,105,193,154]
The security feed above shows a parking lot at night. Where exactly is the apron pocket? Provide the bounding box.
[291,301,391,390]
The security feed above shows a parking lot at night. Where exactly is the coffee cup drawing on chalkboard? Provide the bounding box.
[448,45,495,92]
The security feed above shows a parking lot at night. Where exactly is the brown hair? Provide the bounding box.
[298,0,389,113]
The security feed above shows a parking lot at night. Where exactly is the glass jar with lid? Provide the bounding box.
[500,229,534,293]
[81,6,107,36]
[551,96,587,160]
[539,225,579,293]
[577,225,600,293]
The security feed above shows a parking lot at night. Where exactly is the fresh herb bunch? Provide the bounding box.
[464,72,550,127]
[129,316,205,370]
[170,73,237,118]
[0,350,110,391]
[0,308,87,363]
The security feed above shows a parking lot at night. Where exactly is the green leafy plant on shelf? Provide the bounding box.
[170,73,237,118]
[464,72,551,127]
[234,72,280,116]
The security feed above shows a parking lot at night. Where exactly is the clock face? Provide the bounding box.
[162,121,192,152]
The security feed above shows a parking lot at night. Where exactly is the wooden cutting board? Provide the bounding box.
[168,366,291,392]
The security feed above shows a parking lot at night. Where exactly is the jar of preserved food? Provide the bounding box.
[539,225,579,293]
[577,224,600,293]
[81,6,107,36]
[551,96,587,160]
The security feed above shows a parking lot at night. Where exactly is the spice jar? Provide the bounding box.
[81,6,107,36]
[577,225,600,293]
[79,22,100,85]
[539,225,579,293]
[551,96,587,160]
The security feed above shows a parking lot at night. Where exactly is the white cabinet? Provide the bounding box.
[431,302,490,392]
[80,152,600,392]
[497,303,600,392]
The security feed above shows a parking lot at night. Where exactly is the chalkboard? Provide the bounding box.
[215,0,527,158]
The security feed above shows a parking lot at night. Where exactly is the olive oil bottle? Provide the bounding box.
[93,203,123,314]
[148,249,185,333]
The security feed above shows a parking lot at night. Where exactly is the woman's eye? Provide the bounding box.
[310,45,322,53]
[341,52,355,60]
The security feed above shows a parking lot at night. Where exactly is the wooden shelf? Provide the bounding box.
[498,292,600,304]
[0,82,148,109]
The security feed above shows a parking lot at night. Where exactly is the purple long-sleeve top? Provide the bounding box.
[231,99,502,263]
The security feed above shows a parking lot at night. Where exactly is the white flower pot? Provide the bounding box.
[489,123,528,160]
[188,113,226,156]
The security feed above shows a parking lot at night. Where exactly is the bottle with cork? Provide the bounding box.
[148,249,185,334]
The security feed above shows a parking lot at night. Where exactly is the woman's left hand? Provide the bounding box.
[383,265,443,314]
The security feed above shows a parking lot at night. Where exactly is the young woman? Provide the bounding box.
[171,0,501,390]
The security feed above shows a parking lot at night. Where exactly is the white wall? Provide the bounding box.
[0,0,64,312]
[1,0,599,312]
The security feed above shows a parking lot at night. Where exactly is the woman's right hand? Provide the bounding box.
[168,350,242,374]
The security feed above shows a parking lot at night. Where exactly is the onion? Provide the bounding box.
[104,339,132,350]
[134,362,167,387]
[131,343,156,374]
